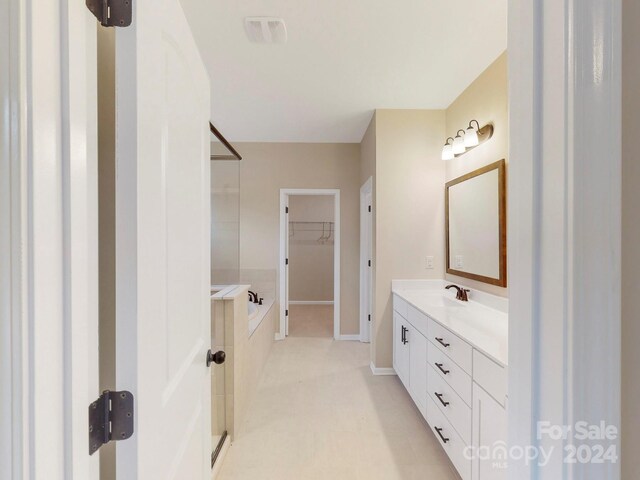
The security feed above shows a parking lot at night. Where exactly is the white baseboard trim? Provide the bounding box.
[289,300,334,305]
[274,333,285,341]
[370,362,397,376]
[337,334,361,341]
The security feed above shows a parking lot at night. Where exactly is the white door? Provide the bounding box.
[360,185,373,343]
[2,1,99,478]
[284,195,290,336]
[115,1,211,478]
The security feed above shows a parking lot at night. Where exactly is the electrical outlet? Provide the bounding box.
[426,256,434,269]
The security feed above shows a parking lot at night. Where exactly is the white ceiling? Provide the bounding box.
[181,0,507,143]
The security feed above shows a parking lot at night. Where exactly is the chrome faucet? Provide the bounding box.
[445,284,470,302]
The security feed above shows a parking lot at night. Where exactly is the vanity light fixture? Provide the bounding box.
[452,130,467,155]
[441,121,494,160]
[441,137,455,160]
[464,120,480,147]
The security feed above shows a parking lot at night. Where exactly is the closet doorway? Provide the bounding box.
[279,189,340,339]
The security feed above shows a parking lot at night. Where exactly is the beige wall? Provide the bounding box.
[363,53,508,368]
[237,143,361,335]
[288,195,335,302]
[622,1,639,477]
[372,110,447,367]
[360,113,377,186]
[444,52,508,297]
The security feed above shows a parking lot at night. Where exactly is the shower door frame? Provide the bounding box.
[278,189,341,340]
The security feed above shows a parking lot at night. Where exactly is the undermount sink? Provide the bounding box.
[419,295,464,308]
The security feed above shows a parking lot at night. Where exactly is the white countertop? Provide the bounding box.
[392,280,508,366]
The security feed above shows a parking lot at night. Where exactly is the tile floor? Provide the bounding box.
[217,307,460,480]
[288,304,334,338]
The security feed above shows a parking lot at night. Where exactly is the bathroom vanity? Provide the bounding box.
[392,280,508,480]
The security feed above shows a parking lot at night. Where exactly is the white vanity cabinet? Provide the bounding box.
[392,291,508,480]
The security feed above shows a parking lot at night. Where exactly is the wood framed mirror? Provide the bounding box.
[445,159,507,287]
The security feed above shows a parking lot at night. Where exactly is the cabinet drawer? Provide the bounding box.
[426,397,471,480]
[428,344,472,406]
[428,364,472,445]
[473,350,507,406]
[428,318,472,374]
[393,294,408,319]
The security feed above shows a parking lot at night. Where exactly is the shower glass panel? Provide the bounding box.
[210,151,240,466]
[210,159,240,285]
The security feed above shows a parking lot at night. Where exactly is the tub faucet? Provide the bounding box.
[445,284,470,302]
[248,291,259,303]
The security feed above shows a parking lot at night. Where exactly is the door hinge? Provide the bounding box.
[368,205,372,213]
[368,314,371,322]
[86,0,132,27]
[88,390,134,455]
[285,206,289,214]
[285,258,289,265]
[286,309,289,316]
[368,260,371,267]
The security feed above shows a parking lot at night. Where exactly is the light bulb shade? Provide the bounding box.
[452,135,466,154]
[464,127,479,147]
[442,143,454,160]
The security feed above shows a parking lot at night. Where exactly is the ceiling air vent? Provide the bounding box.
[244,17,287,44]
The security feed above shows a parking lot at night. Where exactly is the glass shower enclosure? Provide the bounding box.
[209,122,241,468]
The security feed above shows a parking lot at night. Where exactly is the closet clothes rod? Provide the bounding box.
[210,122,242,161]
[288,221,334,231]
[289,221,335,224]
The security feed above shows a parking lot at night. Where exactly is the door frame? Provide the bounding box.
[1,0,99,478]
[279,189,341,340]
[359,177,373,343]
[508,0,621,478]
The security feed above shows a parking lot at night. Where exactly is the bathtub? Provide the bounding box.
[248,301,259,320]
[248,299,275,337]
[211,285,273,337]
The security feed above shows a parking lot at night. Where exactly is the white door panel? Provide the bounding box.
[472,383,507,479]
[115,0,211,478]
[285,196,290,335]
